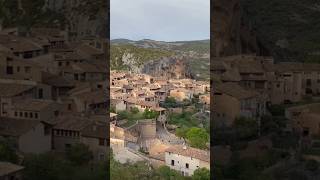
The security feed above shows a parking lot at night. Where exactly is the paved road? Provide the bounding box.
[112,146,144,164]
[156,121,184,145]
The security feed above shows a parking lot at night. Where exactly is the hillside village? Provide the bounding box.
[0,27,108,179]
[110,69,211,177]
[212,54,320,179]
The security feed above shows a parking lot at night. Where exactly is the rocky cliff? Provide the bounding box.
[0,0,108,40]
[141,57,192,79]
[212,0,267,57]
[213,0,320,62]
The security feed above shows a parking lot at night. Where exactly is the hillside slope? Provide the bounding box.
[212,0,320,62]
[110,44,175,71]
[241,0,320,63]
[111,39,210,81]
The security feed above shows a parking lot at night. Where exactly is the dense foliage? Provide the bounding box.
[242,0,320,63]
[0,0,65,29]
[186,127,209,149]
[110,44,175,70]
[0,138,18,163]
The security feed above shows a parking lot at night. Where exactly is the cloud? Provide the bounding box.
[111,0,210,41]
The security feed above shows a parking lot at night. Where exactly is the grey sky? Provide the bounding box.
[111,0,210,42]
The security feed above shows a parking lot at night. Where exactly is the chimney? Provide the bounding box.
[182,142,187,150]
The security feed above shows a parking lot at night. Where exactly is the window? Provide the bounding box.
[307,79,312,86]
[54,110,59,117]
[186,163,189,169]
[99,153,105,161]
[14,111,18,117]
[66,62,70,66]
[24,112,28,118]
[74,74,79,80]
[1,103,7,115]
[19,112,23,117]
[25,66,31,73]
[30,112,33,118]
[6,66,13,74]
[99,139,105,146]
[35,113,38,119]
[44,126,51,135]
[56,130,60,135]
[38,89,43,99]
[171,160,175,166]
[96,42,102,49]
[17,66,20,72]
[58,62,62,66]
[68,104,72,110]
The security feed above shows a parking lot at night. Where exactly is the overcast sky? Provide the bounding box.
[111,0,210,42]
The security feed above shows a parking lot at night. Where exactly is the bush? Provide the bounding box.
[305,160,319,172]
[142,109,159,119]
[130,107,139,114]
[66,143,93,165]
[192,168,210,180]
[186,127,209,149]
[0,138,18,163]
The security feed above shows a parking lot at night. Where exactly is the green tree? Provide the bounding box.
[233,117,258,139]
[66,143,93,165]
[23,153,72,180]
[192,168,210,180]
[163,97,177,108]
[155,166,185,180]
[130,107,139,114]
[186,128,209,149]
[143,109,159,119]
[176,126,189,139]
[305,159,319,172]
[0,138,18,163]
[110,106,116,113]
[118,111,129,119]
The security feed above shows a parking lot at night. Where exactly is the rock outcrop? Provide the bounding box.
[141,57,192,79]
[211,0,270,57]
[47,0,108,40]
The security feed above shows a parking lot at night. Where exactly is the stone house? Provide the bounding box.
[8,99,62,123]
[213,82,265,127]
[52,115,107,161]
[80,121,108,161]
[71,89,107,114]
[0,117,52,154]
[110,99,126,112]
[0,52,43,82]
[0,81,39,117]
[0,162,24,180]
[165,145,210,176]
[169,88,193,102]
[124,98,159,112]
[0,35,45,59]
[286,103,320,138]
[61,62,106,82]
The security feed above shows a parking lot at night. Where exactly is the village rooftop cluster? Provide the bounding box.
[110,70,210,176]
[0,28,108,179]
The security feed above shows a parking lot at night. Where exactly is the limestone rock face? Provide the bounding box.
[141,57,192,79]
[45,0,108,40]
[212,0,267,57]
